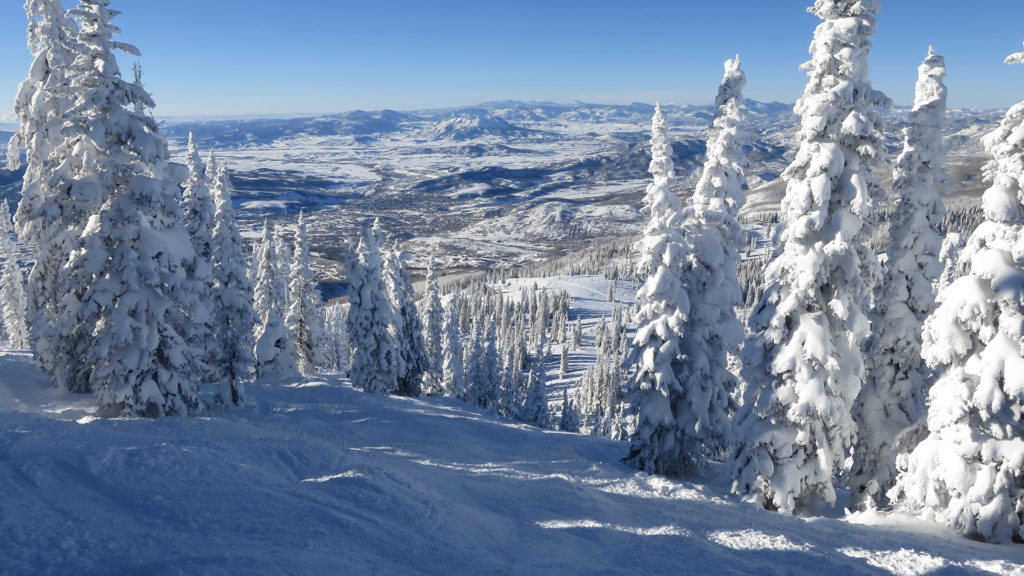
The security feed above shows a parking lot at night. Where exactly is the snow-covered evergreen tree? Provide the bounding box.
[178,131,216,372]
[419,256,444,395]
[346,226,398,394]
[180,132,216,268]
[463,320,484,403]
[324,302,350,374]
[9,1,84,380]
[623,103,694,476]
[441,301,466,399]
[571,317,582,350]
[209,160,256,405]
[937,231,964,291]
[477,318,501,411]
[522,333,549,428]
[286,212,328,378]
[253,222,297,378]
[1,248,30,351]
[731,0,890,513]
[852,47,950,511]
[1,201,27,350]
[273,225,292,314]
[0,200,12,244]
[46,0,211,416]
[889,44,1024,543]
[8,0,76,174]
[559,390,581,433]
[384,243,428,397]
[662,55,749,472]
[578,355,626,438]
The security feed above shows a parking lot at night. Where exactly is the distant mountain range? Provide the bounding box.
[1,101,1005,279]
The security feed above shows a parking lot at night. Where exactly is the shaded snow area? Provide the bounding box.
[2,351,1023,575]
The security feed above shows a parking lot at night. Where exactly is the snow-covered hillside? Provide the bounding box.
[0,101,1001,278]
[1,349,1022,575]
[147,101,1000,276]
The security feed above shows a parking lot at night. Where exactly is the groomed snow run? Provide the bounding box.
[1,350,1022,575]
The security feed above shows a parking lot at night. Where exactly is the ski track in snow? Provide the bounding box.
[2,349,1024,575]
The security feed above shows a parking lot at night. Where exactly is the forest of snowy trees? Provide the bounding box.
[2,0,1024,546]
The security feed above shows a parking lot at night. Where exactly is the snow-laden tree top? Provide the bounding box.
[644,104,677,208]
[714,55,746,116]
[1005,42,1024,65]
[692,56,747,221]
[980,47,1024,223]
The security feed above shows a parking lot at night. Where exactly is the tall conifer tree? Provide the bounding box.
[852,47,950,510]
[890,43,1024,543]
[623,104,693,476]
[210,160,256,405]
[731,0,889,513]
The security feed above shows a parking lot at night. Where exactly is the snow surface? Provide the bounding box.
[2,349,1023,575]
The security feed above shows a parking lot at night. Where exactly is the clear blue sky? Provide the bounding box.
[2,1,1024,119]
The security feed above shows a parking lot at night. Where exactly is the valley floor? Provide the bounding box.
[2,351,1023,575]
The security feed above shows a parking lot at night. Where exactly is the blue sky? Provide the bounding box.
[2,1,1024,118]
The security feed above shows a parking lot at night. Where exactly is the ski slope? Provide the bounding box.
[2,350,1023,575]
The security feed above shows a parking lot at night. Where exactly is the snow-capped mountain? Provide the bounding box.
[427,113,548,141]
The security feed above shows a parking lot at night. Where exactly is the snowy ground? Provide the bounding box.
[2,349,1023,575]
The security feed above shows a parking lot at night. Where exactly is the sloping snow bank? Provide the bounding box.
[1,350,1022,575]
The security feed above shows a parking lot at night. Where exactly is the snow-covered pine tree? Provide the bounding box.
[851,47,950,511]
[571,317,582,350]
[9,1,81,378]
[0,203,20,349]
[522,332,550,428]
[1,199,19,350]
[419,256,444,395]
[937,231,964,291]
[655,55,750,470]
[578,353,626,438]
[180,132,216,270]
[463,320,483,404]
[286,212,328,377]
[478,318,501,411]
[273,225,292,314]
[560,344,570,377]
[8,0,75,173]
[209,160,256,405]
[1,248,30,351]
[324,302,350,374]
[53,0,209,414]
[731,0,890,514]
[622,103,693,476]
[383,242,428,397]
[178,131,216,373]
[889,44,1024,543]
[502,304,530,419]
[559,389,581,433]
[253,222,297,378]
[441,300,467,399]
[0,200,12,242]
[346,226,398,394]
